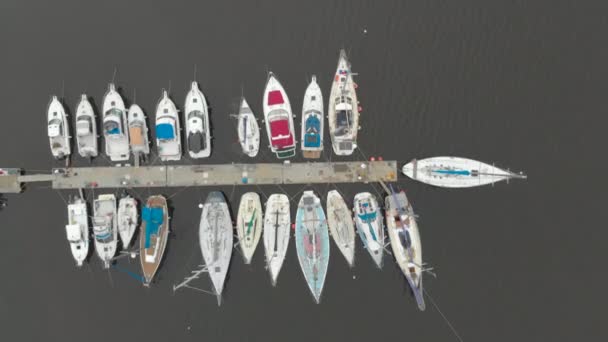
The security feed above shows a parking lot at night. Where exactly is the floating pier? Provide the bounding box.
[0,161,398,193]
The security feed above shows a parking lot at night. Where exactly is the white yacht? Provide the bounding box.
[127,104,150,158]
[65,197,89,266]
[117,195,138,248]
[74,94,98,158]
[237,97,260,157]
[301,75,324,159]
[263,72,296,159]
[236,192,263,264]
[102,84,130,161]
[155,90,181,161]
[184,81,211,158]
[47,96,71,159]
[353,192,384,268]
[263,194,290,286]
[328,49,360,155]
[93,194,118,269]
[326,190,355,267]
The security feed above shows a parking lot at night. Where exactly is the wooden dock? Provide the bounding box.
[0,161,398,193]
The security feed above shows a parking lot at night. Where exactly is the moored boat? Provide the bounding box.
[326,190,355,267]
[102,84,130,161]
[47,96,71,159]
[139,195,169,287]
[401,156,527,188]
[301,75,324,159]
[127,104,150,157]
[74,94,98,158]
[236,192,263,264]
[184,81,211,158]
[328,49,360,156]
[263,72,296,159]
[353,192,384,268]
[92,194,118,269]
[237,97,260,157]
[117,195,138,248]
[263,194,290,286]
[295,191,330,304]
[155,90,182,161]
[65,197,89,266]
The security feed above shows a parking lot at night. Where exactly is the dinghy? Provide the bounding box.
[353,192,384,268]
[237,97,260,157]
[155,90,181,161]
[301,75,324,159]
[102,84,130,161]
[140,195,169,287]
[326,190,355,267]
[328,49,360,155]
[263,72,296,159]
[184,81,211,158]
[92,194,118,269]
[47,96,71,159]
[263,194,290,286]
[236,192,263,264]
[117,195,138,248]
[65,197,89,266]
[75,94,98,158]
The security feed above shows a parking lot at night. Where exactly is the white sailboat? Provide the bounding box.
[401,156,527,188]
[236,192,263,264]
[74,94,98,158]
[65,197,89,267]
[155,90,182,161]
[353,192,384,268]
[263,194,290,286]
[47,96,71,159]
[184,81,211,158]
[237,97,260,157]
[301,75,324,159]
[127,104,150,157]
[326,190,355,267]
[263,72,297,159]
[117,195,138,248]
[102,84,130,161]
[92,194,118,269]
[328,49,360,155]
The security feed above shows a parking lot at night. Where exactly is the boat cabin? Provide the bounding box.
[334,96,353,137]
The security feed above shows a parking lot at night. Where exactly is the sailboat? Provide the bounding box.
[65,196,89,266]
[326,190,355,267]
[92,194,118,269]
[102,84,130,161]
[199,192,233,305]
[263,194,290,286]
[127,104,150,158]
[184,81,211,158]
[237,97,260,157]
[328,49,360,156]
[385,187,425,311]
[301,75,324,159]
[236,192,263,264]
[47,96,71,159]
[140,195,169,287]
[263,72,296,159]
[353,192,384,268]
[117,195,138,248]
[295,191,330,304]
[74,94,98,158]
[401,156,527,188]
[155,90,182,161]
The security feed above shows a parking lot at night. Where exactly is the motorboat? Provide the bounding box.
[262,72,296,159]
[263,194,290,286]
[102,84,130,161]
[74,94,98,158]
[353,192,384,268]
[301,75,323,159]
[236,192,262,264]
[184,81,211,158]
[328,49,360,155]
[237,97,260,157]
[155,90,181,161]
[140,195,169,287]
[47,96,71,159]
[65,197,89,266]
[92,194,118,269]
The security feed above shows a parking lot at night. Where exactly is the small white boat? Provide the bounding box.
[263,72,297,159]
[184,81,211,158]
[102,84,130,161]
[236,192,263,264]
[140,195,169,287]
[47,96,71,159]
[92,194,118,269]
[199,191,233,305]
[353,192,384,268]
[301,75,324,159]
[155,90,182,161]
[263,194,290,286]
[74,94,98,158]
[326,190,355,267]
[385,187,425,311]
[401,157,527,188]
[328,49,360,155]
[117,195,138,248]
[65,197,89,266]
[237,97,260,157]
[127,104,150,157]
[295,191,330,304]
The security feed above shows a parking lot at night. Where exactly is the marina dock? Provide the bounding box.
[0,161,398,193]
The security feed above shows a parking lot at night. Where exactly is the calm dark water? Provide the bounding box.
[0,0,604,341]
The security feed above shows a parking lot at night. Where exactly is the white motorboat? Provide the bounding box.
[328,49,360,155]
[47,96,71,159]
[92,194,118,269]
[102,84,130,161]
[236,192,263,264]
[155,90,182,161]
[127,104,150,157]
[353,192,384,268]
[117,195,138,248]
[401,156,527,188]
[301,75,324,159]
[326,190,355,267]
[65,197,89,266]
[184,81,211,158]
[237,97,260,157]
[263,194,290,286]
[74,94,98,158]
[263,72,297,159]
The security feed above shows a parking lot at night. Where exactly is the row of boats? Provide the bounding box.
[47,50,360,161]
[65,186,426,310]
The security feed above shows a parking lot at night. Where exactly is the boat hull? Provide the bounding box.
[117,196,138,248]
[328,49,359,156]
[93,194,118,269]
[139,195,169,286]
[236,192,263,264]
[263,72,297,159]
[102,84,130,161]
[65,198,89,266]
[263,194,290,286]
[156,91,182,161]
[353,192,384,268]
[75,95,98,158]
[184,82,211,158]
[237,98,260,157]
[326,190,355,267]
[127,104,150,156]
[47,96,71,159]
[301,76,324,159]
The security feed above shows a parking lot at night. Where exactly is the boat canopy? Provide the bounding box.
[304,113,321,148]
[65,224,82,242]
[188,131,205,153]
[269,116,294,148]
[267,90,284,105]
[104,120,122,135]
[142,206,163,249]
[48,118,63,137]
[76,117,92,137]
[187,110,205,125]
[156,122,175,140]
